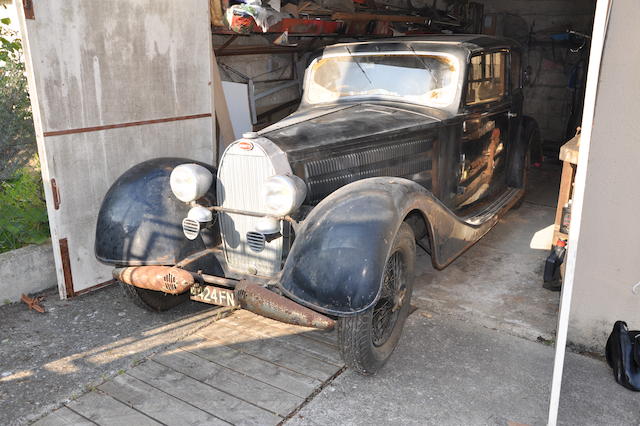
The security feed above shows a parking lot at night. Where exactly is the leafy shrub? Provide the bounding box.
[1,16,37,179]
[0,166,50,253]
[0,16,48,253]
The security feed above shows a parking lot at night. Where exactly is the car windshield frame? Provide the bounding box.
[302,50,463,110]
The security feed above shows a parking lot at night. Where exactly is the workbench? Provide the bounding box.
[552,132,580,245]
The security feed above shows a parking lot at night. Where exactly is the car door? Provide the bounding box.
[455,50,511,211]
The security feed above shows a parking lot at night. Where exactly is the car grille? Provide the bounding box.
[217,143,283,277]
[303,137,433,203]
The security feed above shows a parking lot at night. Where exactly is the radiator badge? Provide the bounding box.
[238,141,254,151]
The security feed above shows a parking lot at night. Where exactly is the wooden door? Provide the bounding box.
[16,0,216,297]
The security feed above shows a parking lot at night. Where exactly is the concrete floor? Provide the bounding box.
[289,312,640,426]
[412,163,562,342]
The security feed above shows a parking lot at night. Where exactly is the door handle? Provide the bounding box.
[508,112,518,118]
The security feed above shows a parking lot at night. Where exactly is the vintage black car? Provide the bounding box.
[95,35,540,375]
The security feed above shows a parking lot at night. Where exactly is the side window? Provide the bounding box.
[511,51,521,90]
[466,52,506,105]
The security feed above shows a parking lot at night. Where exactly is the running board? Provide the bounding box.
[463,187,523,226]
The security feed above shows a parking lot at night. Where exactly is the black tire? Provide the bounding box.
[512,148,530,210]
[118,281,190,312]
[337,222,416,375]
[512,118,541,209]
[117,252,224,312]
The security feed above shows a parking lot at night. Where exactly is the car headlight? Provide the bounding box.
[169,164,213,202]
[262,175,307,216]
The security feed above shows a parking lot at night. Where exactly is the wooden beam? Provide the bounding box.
[209,0,224,27]
[331,12,430,24]
[210,50,236,159]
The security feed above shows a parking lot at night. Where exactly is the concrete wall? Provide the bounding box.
[475,0,595,146]
[0,242,56,303]
[567,0,640,351]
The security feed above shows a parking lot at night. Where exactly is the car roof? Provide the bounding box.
[323,35,519,56]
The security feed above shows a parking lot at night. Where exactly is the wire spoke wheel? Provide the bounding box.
[372,251,406,347]
[337,222,416,375]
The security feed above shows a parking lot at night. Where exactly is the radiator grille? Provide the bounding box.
[246,232,266,252]
[181,218,200,240]
[304,137,433,202]
[217,145,283,276]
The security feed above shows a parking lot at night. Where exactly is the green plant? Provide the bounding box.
[0,14,47,253]
[1,15,37,179]
[0,165,50,253]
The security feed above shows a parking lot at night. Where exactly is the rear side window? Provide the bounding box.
[466,52,506,105]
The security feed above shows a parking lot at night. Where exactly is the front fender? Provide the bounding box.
[95,158,218,267]
[279,177,504,316]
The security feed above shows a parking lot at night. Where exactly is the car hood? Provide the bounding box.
[260,102,447,161]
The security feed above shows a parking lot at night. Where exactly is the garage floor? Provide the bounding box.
[32,310,343,426]
[413,163,562,342]
[2,163,575,425]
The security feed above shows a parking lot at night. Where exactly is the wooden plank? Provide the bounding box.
[99,374,227,426]
[553,161,576,232]
[152,350,303,416]
[559,133,580,165]
[197,322,339,380]
[182,338,322,398]
[211,50,236,157]
[219,314,344,365]
[128,360,281,426]
[331,11,430,23]
[209,0,224,27]
[232,310,338,347]
[32,407,95,426]
[66,391,160,426]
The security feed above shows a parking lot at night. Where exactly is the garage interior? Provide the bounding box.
[5,0,640,425]
[212,0,592,342]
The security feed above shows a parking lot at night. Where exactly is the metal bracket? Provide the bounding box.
[59,238,75,298]
[23,0,35,20]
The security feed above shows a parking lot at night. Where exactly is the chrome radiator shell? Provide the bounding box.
[216,138,292,277]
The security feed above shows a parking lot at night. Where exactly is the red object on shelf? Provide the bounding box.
[230,14,255,34]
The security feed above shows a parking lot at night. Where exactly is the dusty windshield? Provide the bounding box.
[304,52,460,107]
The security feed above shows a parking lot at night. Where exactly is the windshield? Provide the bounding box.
[304,52,460,108]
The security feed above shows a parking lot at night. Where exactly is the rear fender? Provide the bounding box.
[279,177,501,316]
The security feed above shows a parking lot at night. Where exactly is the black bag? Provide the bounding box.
[605,321,640,391]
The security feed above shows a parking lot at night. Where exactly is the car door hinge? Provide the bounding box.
[50,178,61,210]
[23,0,35,20]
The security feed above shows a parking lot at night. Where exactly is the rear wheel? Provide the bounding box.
[118,281,189,312]
[337,222,415,375]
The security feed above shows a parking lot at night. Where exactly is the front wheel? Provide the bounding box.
[337,222,416,375]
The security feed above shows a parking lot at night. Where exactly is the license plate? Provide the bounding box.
[190,285,239,307]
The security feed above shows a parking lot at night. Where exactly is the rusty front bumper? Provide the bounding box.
[113,266,335,330]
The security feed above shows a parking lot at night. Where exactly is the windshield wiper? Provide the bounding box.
[346,46,373,87]
[408,45,437,87]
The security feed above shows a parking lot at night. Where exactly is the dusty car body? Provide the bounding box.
[95,35,539,374]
